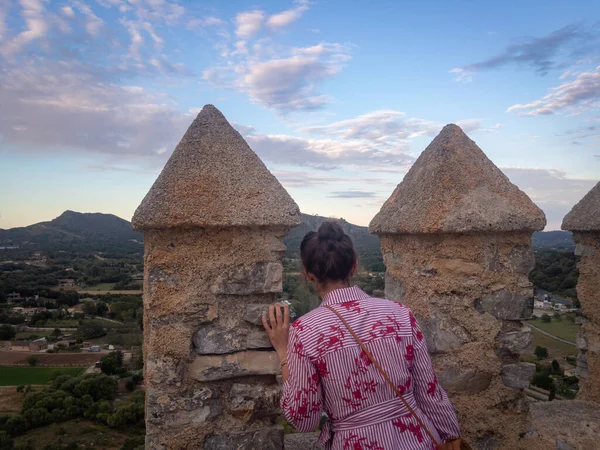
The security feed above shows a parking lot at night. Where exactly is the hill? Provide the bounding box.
[532,230,574,250]
[0,211,143,257]
[283,214,384,272]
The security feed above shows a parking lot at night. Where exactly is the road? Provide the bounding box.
[528,323,576,347]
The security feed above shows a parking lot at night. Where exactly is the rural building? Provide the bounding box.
[68,304,85,314]
[58,279,75,287]
[30,338,48,351]
[10,341,30,352]
[6,292,22,303]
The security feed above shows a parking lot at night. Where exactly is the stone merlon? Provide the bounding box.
[132,104,301,231]
[369,124,546,234]
[562,181,600,232]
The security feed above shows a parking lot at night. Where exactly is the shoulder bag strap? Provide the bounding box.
[324,304,443,450]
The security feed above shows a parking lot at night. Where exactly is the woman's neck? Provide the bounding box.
[318,279,351,300]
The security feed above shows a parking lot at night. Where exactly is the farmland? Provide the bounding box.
[0,366,84,386]
[0,350,103,366]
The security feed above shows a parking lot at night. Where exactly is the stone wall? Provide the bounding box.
[370,125,546,449]
[133,105,300,449]
[562,181,600,403]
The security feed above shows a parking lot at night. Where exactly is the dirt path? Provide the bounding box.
[528,324,576,346]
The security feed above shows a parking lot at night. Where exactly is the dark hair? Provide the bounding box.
[300,220,357,283]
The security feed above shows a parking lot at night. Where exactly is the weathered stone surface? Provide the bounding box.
[147,388,220,426]
[190,351,280,381]
[416,312,471,354]
[475,289,533,320]
[369,124,546,234]
[132,104,301,230]
[562,181,600,232]
[384,273,404,302]
[577,352,589,378]
[204,428,284,450]
[528,400,600,450]
[497,326,533,353]
[437,366,492,393]
[284,433,320,450]
[193,327,272,354]
[211,262,283,295]
[501,363,535,389]
[244,304,270,325]
[146,356,184,386]
[228,383,280,419]
[576,331,587,350]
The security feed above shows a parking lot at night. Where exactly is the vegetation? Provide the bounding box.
[529,317,579,342]
[0,325,17,340]
[534,346,549,360]
[0,368,83,387]
[0,373,144,449]
[26,356,39,367]
[529,329,577,359]
[529,250,578,300]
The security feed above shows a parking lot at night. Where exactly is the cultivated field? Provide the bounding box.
[0,351,103,366]
[0,367,83,386]
[528,318,580,342]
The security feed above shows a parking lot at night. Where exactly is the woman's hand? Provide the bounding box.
[262,302,290,361]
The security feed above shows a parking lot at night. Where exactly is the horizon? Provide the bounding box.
[1,0,599,230]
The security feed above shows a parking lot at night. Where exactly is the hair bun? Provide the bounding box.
[317,220,345,242]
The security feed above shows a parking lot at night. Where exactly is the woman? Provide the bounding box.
[263,221,461,450]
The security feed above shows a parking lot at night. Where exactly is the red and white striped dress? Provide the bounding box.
[281,286,460,450]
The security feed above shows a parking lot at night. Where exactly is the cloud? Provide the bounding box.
[502,167,599,230]
[236,124,415,171]
[451,24,598,80]
[1,0,49,58]
[272,170,394,188]
[328,191,378,199]
[72,1,104,37]
[187,16,224,28]
[204,42,351,113]
[507,66,600,116]
[267,0,309,30]
[235,10,264,39]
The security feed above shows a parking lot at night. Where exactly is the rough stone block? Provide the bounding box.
[576,331,587,350]
[228,383,280,419]
[577,352,589,378]
[190,351,280,381]
[204,428,284,450]
[244,304,271,325]
[501,363,535,389]
[475,289,533,320]
[146,356,183,386]
[211,262,283,295]
[147,388,220,426]
[496,326,532,353]
[437,366,492,394]
[416,312,471,354]
[193,327,272,354]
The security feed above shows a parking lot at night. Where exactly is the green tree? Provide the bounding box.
[0,324,16,340]
[76,321,105,339]
[534,346,549,360]
[0,431,14,450]
[96,301,108,317]
[27,355,39,367]
[53,328,62,338]
[541,314,551,323]
[551,359,561,374]
[82,302,97,316]
[5,415,28,437]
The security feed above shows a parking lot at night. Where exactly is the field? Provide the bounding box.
[528,318,580,342]
[525,329,578,359]
[82,283,115,291]
[0,351,103,366]
[0,367,83,386]
[14,420,133,450]
[77,289,143,295]
[16,331,52,339]
[31,319,79,328]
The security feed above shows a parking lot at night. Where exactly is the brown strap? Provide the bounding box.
[324,305,443,450]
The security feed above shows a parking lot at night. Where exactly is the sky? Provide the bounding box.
[0,0,599,230]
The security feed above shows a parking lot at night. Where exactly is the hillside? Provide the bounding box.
[0,211,143,257]
[532,230,574,250]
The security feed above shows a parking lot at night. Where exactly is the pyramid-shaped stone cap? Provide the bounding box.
[132,105,301,230]
[562,182,600,231]
[369,124,546,234]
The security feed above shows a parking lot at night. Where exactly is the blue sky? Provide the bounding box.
[1,0,599,230]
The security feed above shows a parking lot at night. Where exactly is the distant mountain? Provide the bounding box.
[0,211,143,256]
[532,231,574,251]
[0,211,575,263]
[283,214,384,271]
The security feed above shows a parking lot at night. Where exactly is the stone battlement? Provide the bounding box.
[134,105,600,449]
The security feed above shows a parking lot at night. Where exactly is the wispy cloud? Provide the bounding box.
[328,191,378,198]
[507,66,600,116]
[503,167,599,229]
[267,0,310,30]
[235,10,264,39]
[451,24,599,81]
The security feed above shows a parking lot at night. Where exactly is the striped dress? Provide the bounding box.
[281,286,460,450]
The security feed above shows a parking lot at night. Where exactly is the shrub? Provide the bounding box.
[540,314,551,323]
[0,324,16,340]
[26,355,39,367]
[531,373,552,390]
[534,346,549,360]
[5,415,28,437]
[551,359,561,374]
